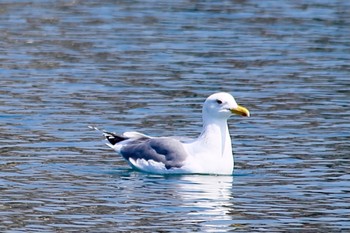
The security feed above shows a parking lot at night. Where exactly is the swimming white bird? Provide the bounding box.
[98,92,250,175]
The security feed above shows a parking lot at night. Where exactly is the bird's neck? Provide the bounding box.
[199,118,232,157]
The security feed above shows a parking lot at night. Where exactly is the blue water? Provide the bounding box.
[1,0,350,232]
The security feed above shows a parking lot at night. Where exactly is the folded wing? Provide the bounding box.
[120,137,188,169]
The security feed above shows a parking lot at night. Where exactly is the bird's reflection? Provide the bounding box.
[175,175,234,231]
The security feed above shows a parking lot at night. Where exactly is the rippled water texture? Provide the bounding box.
[1,0,350,232]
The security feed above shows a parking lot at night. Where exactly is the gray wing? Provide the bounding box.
[120,137,188,169]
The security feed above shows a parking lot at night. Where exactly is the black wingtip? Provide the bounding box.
[103,132,128,145]
[88,126,128,145]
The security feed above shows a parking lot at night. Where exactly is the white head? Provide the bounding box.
[202,92,250,121]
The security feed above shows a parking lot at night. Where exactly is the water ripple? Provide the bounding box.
[1,0,349,232]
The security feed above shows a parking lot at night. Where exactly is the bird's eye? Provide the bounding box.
[216,99,223,104]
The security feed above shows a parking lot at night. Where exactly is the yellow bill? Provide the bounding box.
[231,105,250,117]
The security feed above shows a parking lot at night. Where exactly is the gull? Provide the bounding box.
[95,92,250,175]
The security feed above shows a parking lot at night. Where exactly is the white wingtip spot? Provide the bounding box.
[88,125,101,131]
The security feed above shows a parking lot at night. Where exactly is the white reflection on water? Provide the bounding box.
[176,175,234,232]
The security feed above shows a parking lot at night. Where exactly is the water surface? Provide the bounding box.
[1,0,349,232]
